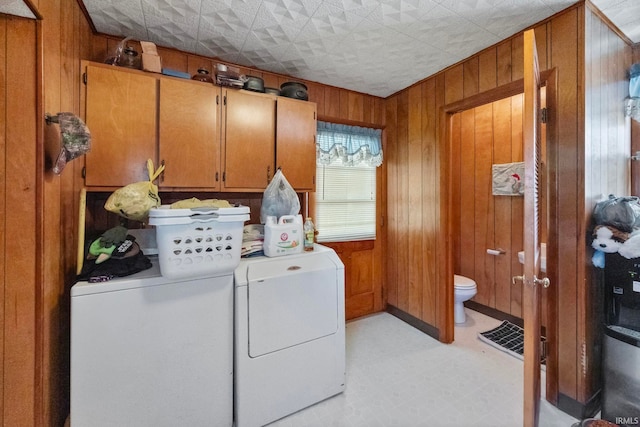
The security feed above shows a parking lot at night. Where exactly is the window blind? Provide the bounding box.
[315,164,376,242]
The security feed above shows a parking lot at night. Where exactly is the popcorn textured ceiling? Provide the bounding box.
[80,0,639,98]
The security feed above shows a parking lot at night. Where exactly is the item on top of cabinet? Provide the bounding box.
[104,35,133,66]
[216,63,245,88]
[280,81,308,100]
[260,169,300,224]
[140,40,162,73]
[191,67,214,83]
[264,87,280,96]
[120,46,140,69]
[216,63,240,78]
[104,159,164,222]
[161,68,190,79]
[243,75,265,93]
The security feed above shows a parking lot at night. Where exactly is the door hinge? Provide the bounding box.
[82,72,87,85]
[541,107,548,124]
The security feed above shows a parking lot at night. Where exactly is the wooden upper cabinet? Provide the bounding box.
[158,77,220,190]
[84,62,157,187]
[82,61,317,192]
[222,89,275,191]
[276,97,317,191]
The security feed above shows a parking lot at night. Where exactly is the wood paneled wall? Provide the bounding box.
[582,2,633,405]
[386,2,633,415]
[1,14,38,426]
[452,94,525,317]
[3,11,385,424]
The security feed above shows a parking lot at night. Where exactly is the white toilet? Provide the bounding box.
[454,275,477,324]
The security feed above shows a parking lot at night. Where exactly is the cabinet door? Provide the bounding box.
[276,97,317,191]
[222,90,275,191]
[159,78,220,189]
[84,64,157,187]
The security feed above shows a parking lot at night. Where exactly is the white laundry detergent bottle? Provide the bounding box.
[264,214,304,257]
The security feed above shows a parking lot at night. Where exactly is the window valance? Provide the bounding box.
[316,121,383,167]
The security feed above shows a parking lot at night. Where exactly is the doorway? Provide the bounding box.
[443,69,559,404]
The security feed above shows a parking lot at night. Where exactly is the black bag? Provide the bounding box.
[593,194,640,232]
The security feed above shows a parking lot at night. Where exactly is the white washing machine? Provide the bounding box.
[70,258,233,427]
[234,245,346,427]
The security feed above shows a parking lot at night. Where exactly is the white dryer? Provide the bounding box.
[234,245,346,427]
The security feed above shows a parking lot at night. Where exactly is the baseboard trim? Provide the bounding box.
[464,301,524,328]
[557,390,601,419]
[386,305,439,341]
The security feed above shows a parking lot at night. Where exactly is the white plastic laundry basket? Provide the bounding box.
[148,205,250,279]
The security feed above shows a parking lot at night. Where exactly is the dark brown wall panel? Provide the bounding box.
[385,95,399,308]
[2,15,38,426]
[0,16,6,422]
[550,6,581,401]
[421,78,438,326]
[385,2,633,412]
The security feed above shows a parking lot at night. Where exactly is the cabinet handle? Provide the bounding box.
[160,159,165,183]
[267,165,271,183]
[215,171,219,182]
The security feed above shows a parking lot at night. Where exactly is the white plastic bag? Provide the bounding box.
[260,169,300,224]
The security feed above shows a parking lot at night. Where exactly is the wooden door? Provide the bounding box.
[158,77,220,189]
[275,97,317,191]
[522,29,546,427]
[222,90,275,191]
[84,63,157,187]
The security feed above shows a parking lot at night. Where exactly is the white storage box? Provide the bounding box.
[148,205,250,278]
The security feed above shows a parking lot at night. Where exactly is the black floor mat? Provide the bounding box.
[478,320,546,365]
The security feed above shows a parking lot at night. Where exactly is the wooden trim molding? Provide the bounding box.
[73,0,95,32]
[386,305,440,340]
[21,0,43,20]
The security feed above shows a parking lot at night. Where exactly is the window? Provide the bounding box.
[315,122,382,242]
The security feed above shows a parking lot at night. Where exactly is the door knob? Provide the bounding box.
[512,275,524,285]
[534,276,550,288]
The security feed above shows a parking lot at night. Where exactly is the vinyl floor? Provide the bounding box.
[269,308,580,427]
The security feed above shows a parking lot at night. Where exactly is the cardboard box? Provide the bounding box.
[140,41,161,73]
[142,53,161,73]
